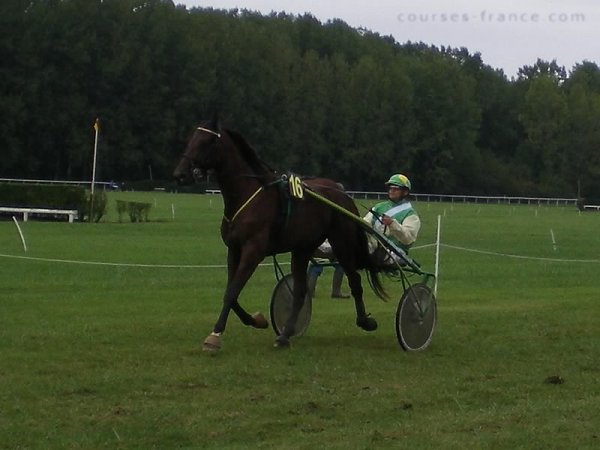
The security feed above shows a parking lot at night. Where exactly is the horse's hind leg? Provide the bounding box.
[330,237,378,332]
[345,270,378,331]
[274,251,311,348]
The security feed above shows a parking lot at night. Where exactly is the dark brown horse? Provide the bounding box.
[174,118,385,351]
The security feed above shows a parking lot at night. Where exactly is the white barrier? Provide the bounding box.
[0,207,78,223]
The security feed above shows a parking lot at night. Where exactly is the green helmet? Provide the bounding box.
[385,174,411,190]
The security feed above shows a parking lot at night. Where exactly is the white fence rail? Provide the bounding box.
[0,178,580,206]
[349,191,577,206]
[0,178,117,190]
[209,188,577,206]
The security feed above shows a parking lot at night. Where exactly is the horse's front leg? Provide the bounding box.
[274,251,311,348]
[203,242,268,352]
[224,246,269,329]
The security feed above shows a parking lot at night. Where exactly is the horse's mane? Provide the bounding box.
[225,129,276,178]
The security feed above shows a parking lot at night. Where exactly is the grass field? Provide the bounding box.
[1,192,598,449]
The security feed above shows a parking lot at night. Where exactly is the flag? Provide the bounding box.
[93,118,100,133]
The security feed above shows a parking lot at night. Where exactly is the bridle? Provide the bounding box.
[180,126,222,181]
[179,124,275,224]
[196,126,221,138]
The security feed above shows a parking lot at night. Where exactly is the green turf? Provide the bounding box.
[1,193,598,449]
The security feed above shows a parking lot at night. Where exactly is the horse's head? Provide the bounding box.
[173,119,223,185]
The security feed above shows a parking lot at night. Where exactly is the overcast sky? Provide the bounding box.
[178,0,599,77]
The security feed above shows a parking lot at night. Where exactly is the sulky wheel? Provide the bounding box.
[269,273,312,337]
[395,283,437,351]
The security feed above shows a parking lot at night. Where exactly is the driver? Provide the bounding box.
[363,174,421,263]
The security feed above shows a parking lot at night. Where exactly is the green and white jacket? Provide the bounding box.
[363,200,421,252]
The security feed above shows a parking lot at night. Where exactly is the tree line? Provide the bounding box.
[1,0,599,199]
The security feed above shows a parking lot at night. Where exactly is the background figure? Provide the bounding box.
[307,263,349,299]
[307,181,350,298]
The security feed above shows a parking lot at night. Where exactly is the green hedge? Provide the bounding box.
[116,200,152,222]
[0,183,85,208]
[0,183,106,222]
[87,191,107,223]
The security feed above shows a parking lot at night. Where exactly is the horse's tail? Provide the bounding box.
[355,225,387,301]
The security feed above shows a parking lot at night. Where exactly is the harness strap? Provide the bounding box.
[222,178,285,224]
[224,186,264,223]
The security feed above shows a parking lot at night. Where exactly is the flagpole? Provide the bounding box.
[90,118,100,222]
[92,118,100,196]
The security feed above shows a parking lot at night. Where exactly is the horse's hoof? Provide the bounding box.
[252,312,269,329]
[202,334,221,352]
[273,335,290,349]
[356,316,378,332]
